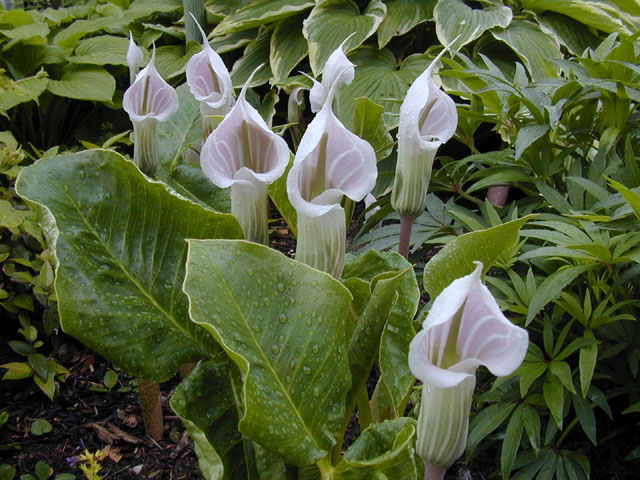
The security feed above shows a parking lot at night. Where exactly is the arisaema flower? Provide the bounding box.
[127,32,144,85]
[185,17,234,138]
[200,68,289,245]
[408,262,529,479]
[391,48,457,219]
[123,49,178,176]
[287,42,376,278]
[308,36,354,113]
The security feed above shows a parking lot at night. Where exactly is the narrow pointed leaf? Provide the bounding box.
[16,150,243,381]
[423,215,535,299]
[183,240,352,466]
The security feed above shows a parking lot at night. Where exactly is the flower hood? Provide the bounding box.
[200,68,290,189]
[123,49,178,124]
[185,18,234,112]
[409,262,529,388]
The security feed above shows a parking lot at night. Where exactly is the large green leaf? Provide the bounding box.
[159,164,231,213]
[423,215,535,298]
[15,150,243,381]
[270,14,308,83]
[230,27,273,88]
[53,15,129,47]
[377,0,435,48]
[184,240,352,466]
[434,0,512,51]
[46,65,115,102]
[68,34,130,66]
[123,0,182,21]
[213,0,314,36]
[304,0,387,76]
[0,72,48,114]
[521,0,638,34]
[339,47,430,129]
[492,20,562,81]
[0,22,49,44]
[171,360,253,480]
[342,250,419,419]
[334,418,417,479]
[155,42,201,80]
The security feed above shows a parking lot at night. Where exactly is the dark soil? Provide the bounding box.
[0,338,203,480]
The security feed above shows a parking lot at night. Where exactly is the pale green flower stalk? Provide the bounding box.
[287,42,376,278]
[123,49,178,176]
[185,17,234,139]
[200,68,290,244]
[392,47,457,257]
[409,263,529,479]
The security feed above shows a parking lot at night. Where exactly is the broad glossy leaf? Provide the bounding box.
[351,97,394,161]
[339,47,430,129]
[492,20,562,81]
[46,65,115,102]
[434,0,512,51]
[0,22,49,43]
[8,44,71,75]
[184,240,352,466]
[334,418,417,479]
[68,35,129,66]
[213,0,314,36]
[270,15,307,83]
[423,215,535,299]
[535,12,600,56]
[230,27,273,88]
[304,0,387,76]
[377,0,435,48]
[171,360,251,480]
[210,29,258,54]
[123,0,182,21]
[16,150,243,381]
[159,164,231,213]
[342,250,419,418]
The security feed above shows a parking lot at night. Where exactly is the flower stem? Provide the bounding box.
[138,379,163,440]
[231,179,270,245]
[424,464,446,480]
[133,119,159,176]
[398,214,416,258]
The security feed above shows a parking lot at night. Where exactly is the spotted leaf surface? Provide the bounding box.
[15,150,243,381]
[183,239,352,466]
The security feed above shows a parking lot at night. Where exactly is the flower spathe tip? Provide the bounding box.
[127,32,144,84]
[309,34,355,113]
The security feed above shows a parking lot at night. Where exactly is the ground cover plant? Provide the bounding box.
[1,0,640,479]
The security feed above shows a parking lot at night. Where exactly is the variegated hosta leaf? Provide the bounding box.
[212,0,314,36]
[303,0,387,76]
[334,418,417,479]
[183,240,352,466]
[15,150,243,381]
[377,0,435,48]
[270,14,308,83]
[434,0,512,51]
[342,251,419,419]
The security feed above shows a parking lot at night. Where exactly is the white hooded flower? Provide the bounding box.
[409,262,528,474]
[200,68,290,244]
[123,49,178,175]
[308,35,355,113]
[287,41,376,278]
[391,48,458,219]
[185,17,234,138]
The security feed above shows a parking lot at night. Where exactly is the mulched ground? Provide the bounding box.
[0,338,203,480]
